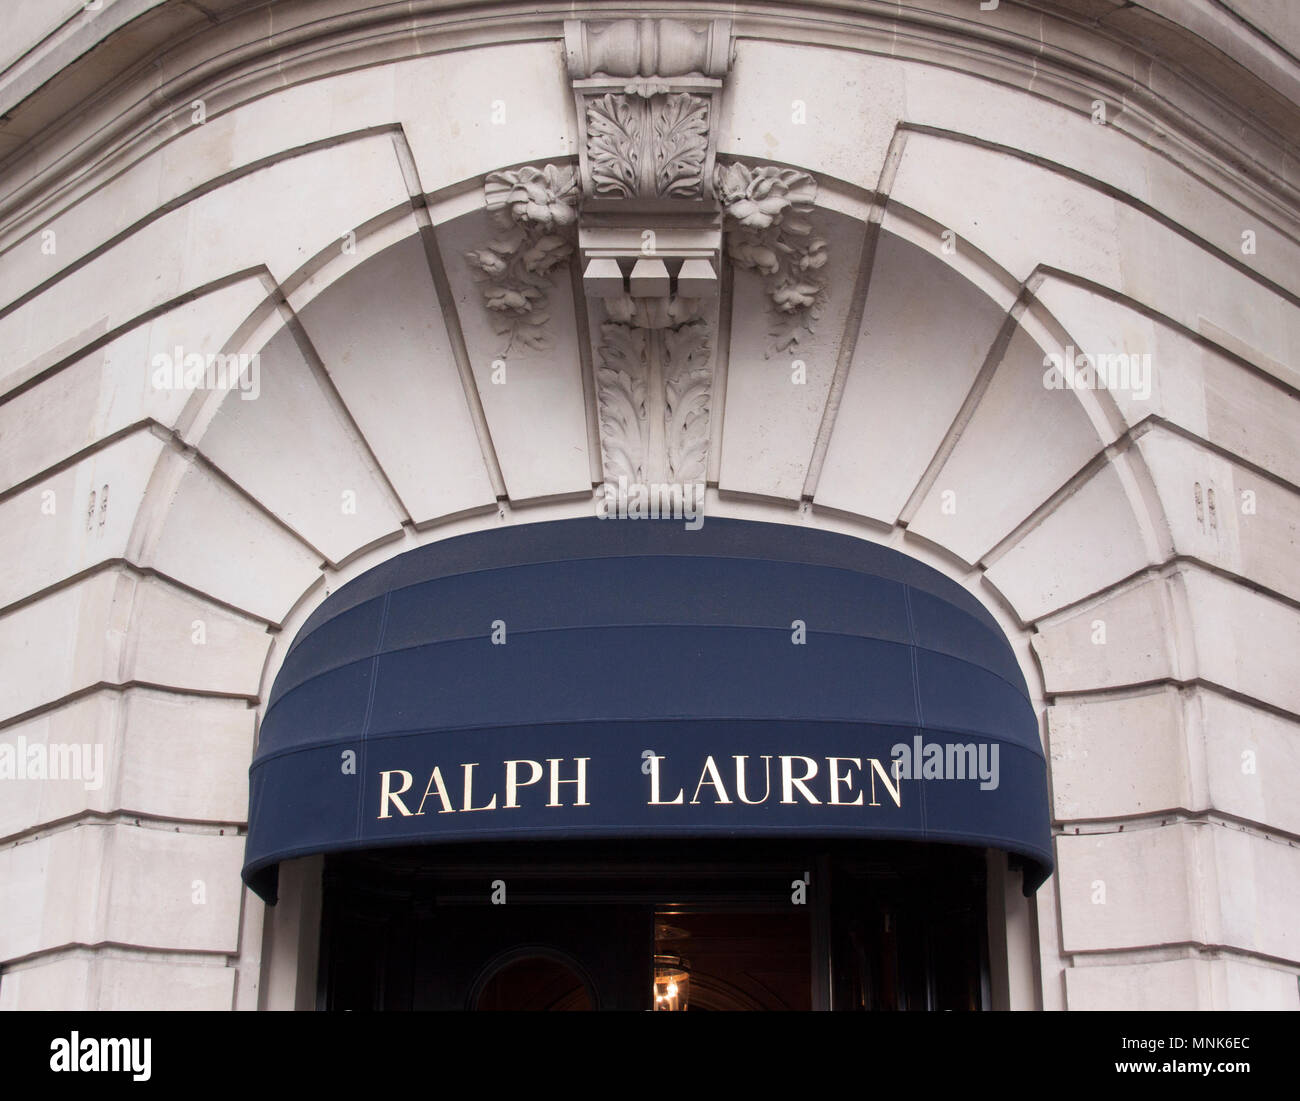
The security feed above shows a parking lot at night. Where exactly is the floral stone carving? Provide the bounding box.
[714,162,828,356]
[466,165,579,355]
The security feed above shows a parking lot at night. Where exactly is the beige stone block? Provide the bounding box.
[1065,958,1205,1010]
[101,828,244,954]
[159,100,238,195]
[908,324,1107,564]
[0,430,164,610]
[891,133,1300,392]
[0,826,104,962]
[95,955,236,1011]
[1197,692,1300,837]
[0,207,193,394]
[1033,276,1300,487]
[1200,343,1300,488]
[180,133,410,290]
[139,449,322,623]
[399,44,576,198]
[117,691,253,824]
[0,694,118,840]
[1048,688,1189,822]
[815,230,1004,523]
[1137,428,1300,604]
[185,324,405,565]
[719,42,904,191]
[0,136,408,387]
[1049,687,1300,836]
[985,459,1154,621]
[889,133,1124,287]
[1029,278,1170,428]
[1142,151,1300,298]
[0,564,266,717]
[1214,956,1300,1010]
[231,64,397,170]
[296,232,497,524]
[0,689,253,841]
[126,576,270,698]
[903,63,1149,206]
[0,954,93,1010]
[1057,826,1198,952]
[0,66,399,312]
[0,570,125,723]
[1206,826,1300,964]
[1065,956,1300,1010]
[1115,204,1300,391]
[0,277,270,493]
[1,952,238,1011]
[0,820,245,961]
[437,207,592,503]
[1033,575,1178,693]
[1060,823,1300,961]
[1179,567,1300,715]
[0,569,265,723]
[0,0,86,73]
[719,210,866,502]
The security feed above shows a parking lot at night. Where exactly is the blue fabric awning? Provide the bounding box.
[242,517,1052,901]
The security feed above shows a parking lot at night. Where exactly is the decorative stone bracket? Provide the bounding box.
[566,16,731,204]
[464,17,827,502]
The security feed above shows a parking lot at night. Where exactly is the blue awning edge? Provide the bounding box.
[243,517,1053,903]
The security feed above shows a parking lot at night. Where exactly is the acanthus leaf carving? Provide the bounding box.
[714,161,828,357]
[662,319,712,485]
[467,165,579,355]
[585,92,710,200]
[653,93,710,199]
[587,93,643,199]
[595,322,650,486]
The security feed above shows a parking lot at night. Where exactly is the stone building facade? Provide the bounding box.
[0,0,1297,1010]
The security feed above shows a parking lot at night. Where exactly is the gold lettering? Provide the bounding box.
[647,754,684,805]
[868,757,903,807]
[378,769,414,818]
[733,755,773,804]
[547,757,590,807]
[827,757,864,805]
[461,762,498,812]
[780,755,821,804]
[504,759,544,808]
[690,755,732,804]
[415,766,455,815]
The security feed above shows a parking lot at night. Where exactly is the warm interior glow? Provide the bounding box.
[653,955,691,1012]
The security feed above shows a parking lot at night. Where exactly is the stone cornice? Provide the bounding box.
[1,0,1299,250]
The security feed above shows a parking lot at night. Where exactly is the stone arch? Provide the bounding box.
[98,138,1181,1010]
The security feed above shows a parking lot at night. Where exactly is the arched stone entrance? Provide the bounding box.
[2,1,1297,1011]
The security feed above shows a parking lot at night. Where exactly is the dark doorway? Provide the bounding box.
[473,953,593,1010]
[655,911,811,1010]
[317,840,988,1010]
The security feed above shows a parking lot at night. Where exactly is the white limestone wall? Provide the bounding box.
[0,2,1297,1010]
